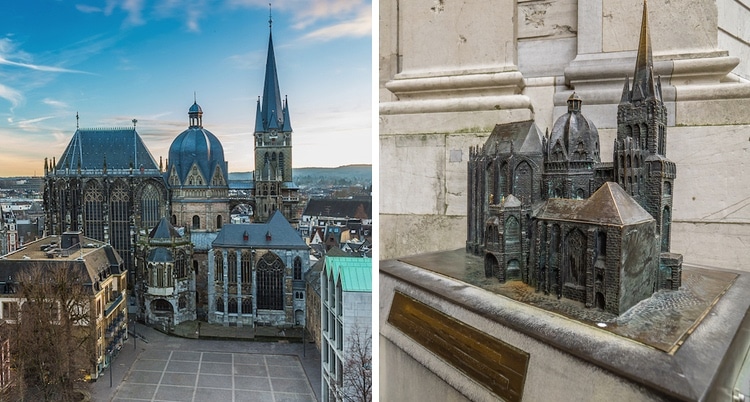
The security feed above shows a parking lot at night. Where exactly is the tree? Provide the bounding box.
[8,263,94,401]
[340,324,372,402]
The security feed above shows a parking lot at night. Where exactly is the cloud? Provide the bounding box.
[0,56,91,74]
[43,98,69,109]
[75,4,102,13]
[0,83,23,109]
[301,6,371,41]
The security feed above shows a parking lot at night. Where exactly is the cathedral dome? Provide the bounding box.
[548,93,600,162]
[167,102,228,186]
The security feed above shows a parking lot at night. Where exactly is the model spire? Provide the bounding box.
[632,0,656,101]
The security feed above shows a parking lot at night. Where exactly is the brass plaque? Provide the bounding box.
[388,291,529,402]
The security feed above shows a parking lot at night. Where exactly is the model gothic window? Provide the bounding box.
[513,161,533,204]
[256,252,285,310]
[83,182,104,241]
[505,216,520,245]
[566,229,586,287]
[110,181,132,270]
[141,184,161,230]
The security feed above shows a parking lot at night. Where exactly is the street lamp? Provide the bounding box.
[109,350,113,388]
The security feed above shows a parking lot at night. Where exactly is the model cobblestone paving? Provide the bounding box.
[112,351,316,402]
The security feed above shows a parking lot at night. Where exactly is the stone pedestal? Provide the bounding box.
[380,250,750,401]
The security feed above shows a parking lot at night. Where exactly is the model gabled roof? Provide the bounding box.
[324,256,372,292]
[537,182,653,226]
[483,120,544,155]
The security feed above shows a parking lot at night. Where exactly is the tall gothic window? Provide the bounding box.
[192,215,200,229]
[216,298,224,313]
[110,181,131,269]
[215,251,224,282]
[257,252,285,310]
[176,251,187,279]
[141,184,161,230]
[242,298,252,315]
[228,298,238,314]
[241,252,252,284]
[293,257,302,280]
[83,182,104,241]
[227,251,237,284]
[505,216,520,245]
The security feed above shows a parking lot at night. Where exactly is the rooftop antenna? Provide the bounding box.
[194,91,197,103]
[132,118,138,129]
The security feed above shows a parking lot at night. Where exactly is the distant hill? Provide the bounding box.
[229,165,372,186]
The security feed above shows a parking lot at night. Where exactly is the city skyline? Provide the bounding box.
[0,0,372,177]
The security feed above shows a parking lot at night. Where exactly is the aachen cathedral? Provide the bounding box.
[466,1,683,315]
[42,18,309,329]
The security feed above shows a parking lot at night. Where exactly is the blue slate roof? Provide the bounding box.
[168,126,228,185]
[56,128,159,172]
[254,29,292,134]
[212,210,307,249]
[149,217,183,240]
[148,248,173,263]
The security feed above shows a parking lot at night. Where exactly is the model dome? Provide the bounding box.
[547,93,600,162]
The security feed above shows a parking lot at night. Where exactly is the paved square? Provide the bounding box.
[112,350,316,402]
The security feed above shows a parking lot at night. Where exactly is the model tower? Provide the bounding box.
[613,0,675,251]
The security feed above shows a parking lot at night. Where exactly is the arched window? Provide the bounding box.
[176,251,187,279]
[216,215,223,229]
[228,298,238,314]
[505,216,520,244]
[110,181,132,270]
[192,215,200,229]
[513,161,533,204]
[566,229,586,286]
[241,252,252,283]
[141,184,161,230]
[256,252,285,310]
[178,295,187,309]
[293,257,302,280]
[278,153,285,179]
[215,251,224,282]
[152,299,171,312]
[146,263,153,286]
[216,298,224,313]
[227,251,237,284]
[83,182,104,241]
[156,264,164,287]
[242,298,252,315]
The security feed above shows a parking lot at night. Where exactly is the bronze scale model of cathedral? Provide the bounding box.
[466,1,683,315]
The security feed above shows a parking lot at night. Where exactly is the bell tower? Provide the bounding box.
[613,0,675,252]
[253,14,299,223]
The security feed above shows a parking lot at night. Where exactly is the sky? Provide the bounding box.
[0,0,372,176]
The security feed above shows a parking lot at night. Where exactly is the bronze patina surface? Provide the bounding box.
[388,291,529,402]
[400,249,737,353]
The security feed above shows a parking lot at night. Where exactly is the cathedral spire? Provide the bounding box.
[258,20,284,132]
[632,0,656,102]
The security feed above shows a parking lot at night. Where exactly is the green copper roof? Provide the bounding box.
[324,256,372,292]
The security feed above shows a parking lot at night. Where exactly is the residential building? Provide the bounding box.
[0,232,127,379]
[321,256,372,402]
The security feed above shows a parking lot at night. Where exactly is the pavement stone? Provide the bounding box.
[92,321,322,402]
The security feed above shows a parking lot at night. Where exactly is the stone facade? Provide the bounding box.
[207,211,310,328]
[380,0,750,270]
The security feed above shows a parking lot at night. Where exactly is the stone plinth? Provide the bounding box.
[380,250,750,401]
